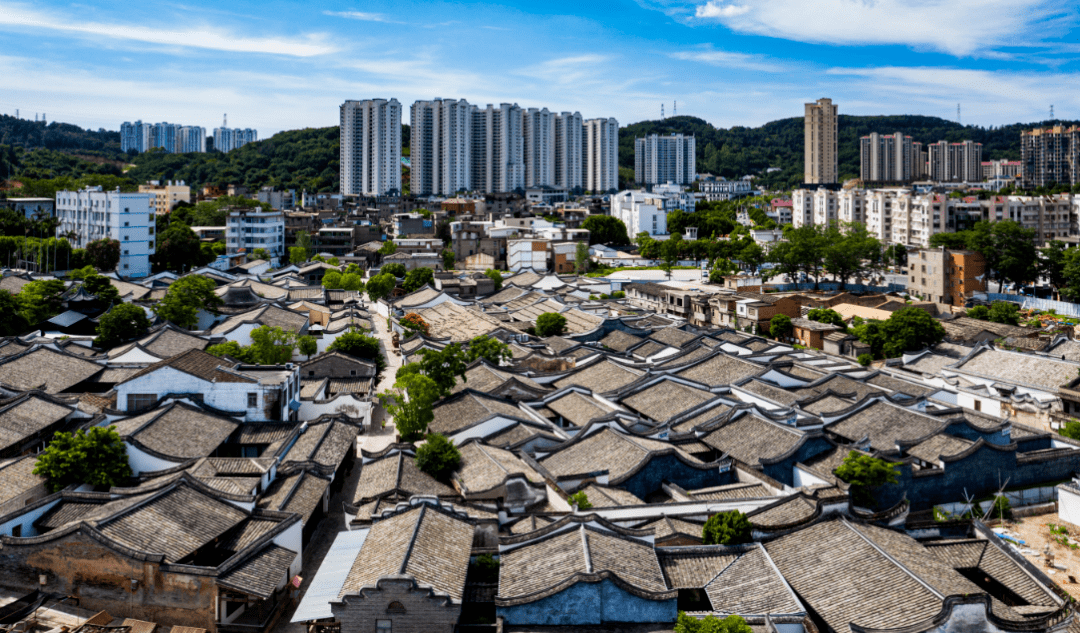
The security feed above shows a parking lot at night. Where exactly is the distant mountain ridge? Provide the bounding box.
[2,113,1075,193]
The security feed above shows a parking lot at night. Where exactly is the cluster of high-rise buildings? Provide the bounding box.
[634,134,696,186]
[339,98,619,197]
[119,121,257,154]
[859,133,982,183]
[1020,126,1080,189]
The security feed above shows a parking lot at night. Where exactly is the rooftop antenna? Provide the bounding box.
[660,103,664,120]
[673,101,677,117]
[957,103,961,126]
[1051,105,1055,120]
[223,113,227,128]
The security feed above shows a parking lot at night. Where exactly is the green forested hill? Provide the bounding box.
[621,115,1077,189]
[2,112,1075,195]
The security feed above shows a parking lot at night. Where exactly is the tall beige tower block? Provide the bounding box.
[804,98,838,184]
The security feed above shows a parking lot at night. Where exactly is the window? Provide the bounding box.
[11,525,21,538]
[308,370,315,376]
[974,400,982,412]
[127,393,157,410]
[248,393,258,408]
[376,621,392,632]
[350,370,356,376]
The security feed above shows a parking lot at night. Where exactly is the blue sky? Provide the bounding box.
[0,0,1078,136]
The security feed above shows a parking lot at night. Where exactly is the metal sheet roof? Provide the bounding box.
[290,528,370,623]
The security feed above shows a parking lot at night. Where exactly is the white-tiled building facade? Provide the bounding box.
[213,127,257,153]
[55,187,154,277]
[410,98,472,196]
[585,117,619,193]
[340,98,403,196]
[227,208,285,261]
[634,133,695,186]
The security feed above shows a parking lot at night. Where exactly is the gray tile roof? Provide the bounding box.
[431,391,531,435]
[0,455,44,503]
[0,393,73,453]
[257,470,330,525]
[0,347,103,393]
[539,427,700,482]
[704,545,802,616]
[658,548,738,589]
[649,327,699,348]
[112,402,238,461]
[544,391,615,426]
[218,543,297,598]
[674,353,764,386]
[599,330,645,352]
[924,539,1056,607]
[702,412,806,466]
[455,441,542,494]
[123,349,255,385]
[552,359,646,392]
[951,347,1080,391]
[282,419,356,470]
[352,451,455,504]
[825,400,944,449]
[905,433,973,463]
[576,482,643,508]
[620,380,715,423]
[339,502,474,602]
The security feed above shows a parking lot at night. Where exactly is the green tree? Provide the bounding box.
[94,303,150,348]
[967,305,990,320]
[322,270,343,289]
[81,272,120,305]
[155,274,222,328]
[328,329,386,374]
[709,258,737,283]
[823,223,881,289]
[967,220,1038,292]
[33,426,132,493]
[807,307,846,329]
[0,290,29,335]
[68,265,97,280]
[382,263,407,277]
[987,301,1020,326]
[403,267,435,292]
[536,312,567,337]
[852,307,945,359]
[769,314,793,340]
[366,273,397,302]
[857,353,873,366]
[378,240,397,256]
[252,248,270,261]
[581,215,630,245]
[153,221,208,273]
[86,238,120,271]
[568,490,592,510]
[415,433,461,482]
[575,241,591,275]
[289,246,308,266]
[415,343,469,396]
[1040,240,1068,300]
[380,373,440,441]
[442,248,455,270]
[737,242,765,273]
[675,613,753,633]
[16,279,65,324]
[485,268,503,291]
[466,335,512,365]
[702,510,752,545]
[249,325,297,364]
[928,232,970,249]
[340,272,364,291]
[206,340,257,363]
[297,335,318,360]
[294,231,312,261]
[835,451,900,507]
[1060,419,1080,441]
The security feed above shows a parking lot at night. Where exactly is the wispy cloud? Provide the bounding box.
[323,10,402,24]
[684,0,1074,57]
[0,2,337,56]
[669,46,790,73]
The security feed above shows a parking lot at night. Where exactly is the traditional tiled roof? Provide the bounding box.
[940,317,1031,343]
[825,399,944,448]
[543,390,615,427]
[704,545,803,616]
[339,501,474,602]
[430,390,531,435]
[454,441,542,495]
[482,286,530,305]
[658,548,739,589]
[0,392,74,454]
[673,352,763,386]
[630,340,673,359]
[862,372,934,397]
[552,358,646,392]
[282,419,357,471]
[542,336,579,354]
[0,346,103,393]
[701,411,807,466]
[765,518,999,633]
[411,302,506,341]
[738,379,801,406]
[683,482,770,501]
[575,482,643,508]
[119,326,208,358]
[451,362,546,396]
[539,427,703,483]
[0,455,45,503]
[619,379,715,423]
[747,494,819,529]
[218,543,297,599]
[256,470,330,525]
[111,402,239,461]
[599,330,644,352]
[951,346,1080,391]
[122,349,255,385]
[648,327,699,348]
[497,521,672,606]
[905,433,973,463]
[635,516,703,543]
[924,539,1056,607]
[352,450,455,504]
[212,304,309,335]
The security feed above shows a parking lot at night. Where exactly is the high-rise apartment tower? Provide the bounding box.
[410,99,472,196]
[340,99,402,196]
[804,98,838,184]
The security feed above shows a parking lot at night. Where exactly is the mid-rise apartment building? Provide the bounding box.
[1021,126,1080,189]
[176,126,206,153]
[611,188,694,236]
[699,179,752,201]
[982,159,1023,181]
[138,180,191,215]
[927,140,982,182]
[554,112,583,191]
[340,99,402,196]
[860,132,922,182]
[55,187,154,277]
[213,127,257,153]
[634,134,695,186]
[410,98,472,196]
[471,103,524,194]
[120,121,151,153]
[908,248,986,306]
[226,207,285,261]
[804,98,838,184]
[584,117,619,192]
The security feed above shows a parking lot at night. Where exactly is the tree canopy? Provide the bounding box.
[155,274,222,328]
[835,451,901,507]
[95,303,150,349]
[327,329,386,374]
[366,273,396,302]
[581,215,630,245]
[415,433,461,483]
[403,267,434,292]
[536,312,568,337]
[34,426,132,492]
[380,373,440,441]
[466,335,512,365]
[702,510,752,545]
[851,307,945,359]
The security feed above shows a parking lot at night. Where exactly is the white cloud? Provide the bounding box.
[695,3,749,19]
[0,3,337,56]
[669,47,790,73]
[689,0,1073,57]
[323,11,401,24]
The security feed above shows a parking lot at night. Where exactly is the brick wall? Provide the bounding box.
[332,577,460,633]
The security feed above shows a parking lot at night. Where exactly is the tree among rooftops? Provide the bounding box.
[702,510,752,545]
[382,263,407,278]
[415,433,461,483]
[0,290,28,336]
[484,268,503,291]
[94,303,150,349]
[34,426,132,492]
[327,328,386,375]
[81,272,121,305]
[536,312,567,337]
[410,343,469,396]
[403,267,435,293]
[155,274,222,329]
[675,613,753,633]
[568,490,592,511]
[380,373,440,442]
[769,314,793,341]
[400,312,430,337]
[366,273,397,302]
[297,335,318,360]
[466,335,512,365]
[850,307,945,360]
[835,451,901,508]
[806,307,846,329]
[85,238,120,271]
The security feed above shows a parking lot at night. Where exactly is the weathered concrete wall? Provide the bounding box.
[0,531,217,630]
[332,577,460,633]
[497,578,675,626]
